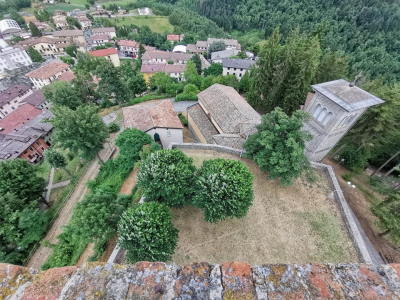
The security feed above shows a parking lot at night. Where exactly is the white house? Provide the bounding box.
[17,36,71,57]
[211,49,239,63]
[89,48,120,67]
[90,34,111,47]
[25,61,71,89]
[0,19,22,37]
[92,27,116,39]
[0,40,32,74]
[122,100,183,148]
[222,58,256,80]
[117,39,139,58]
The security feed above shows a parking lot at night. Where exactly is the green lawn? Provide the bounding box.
[109,16,173,33]
[99,0,137,6]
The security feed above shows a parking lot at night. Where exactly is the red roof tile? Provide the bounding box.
[25,61,70,79]
[117,39,139,47]
[58,70,75,82]
[167,34,181,41]
[89,48,118,57]
[140,64,185,74]
[0,103,42,134]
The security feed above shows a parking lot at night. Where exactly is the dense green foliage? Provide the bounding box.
[181,0,400,82]
[108,122,120,133]
[45,149,70,175]
[137,150,196,207]
[247,29,321,114]
[193,159,254,223]
[49,105,108,161]
[44,81,84,109]
[373,193,400,243]
[118,202,178,262]
[0,160,47,264]
[42,129,157,269]
[27,47,44,62]
[203,63,223,76]
[245,108,311,185]
[29,22,42,37]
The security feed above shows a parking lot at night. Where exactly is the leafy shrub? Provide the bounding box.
[193,159,254,222]
[118,202,178,262]
[342,173,352,181]
[137,149,196,207]
[175,93,198,101]
[340,145,370,172]
[372,193,400,243]
[108,122,120,133]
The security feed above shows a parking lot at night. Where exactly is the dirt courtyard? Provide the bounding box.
[171,149,358,265]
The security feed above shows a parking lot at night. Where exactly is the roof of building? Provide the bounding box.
[173,45,187,53]
[22,90,45,107]
[0,103,42,134]
[207,37,241,49]
[52,29,84,37]
[167,34,181,41]
[142,50,192,63]
[0,85,31,106]
[25,61,69,79]
[140,64,186,74]
[187,103,218,143]
[89,47,118,57]
[58,70,75,82]
[17,36,67,47]
[91,34,110,41]
[198,84,260,135]
[123,99,183,132]
[117,39,139,47]
[0,110,52,160]
[211,49,239,61]
[92,27,115,33]
[222,58,256,70]
[312,79,385,111]
[196,40,208,48]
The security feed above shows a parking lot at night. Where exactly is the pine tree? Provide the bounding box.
[29,22,42,37]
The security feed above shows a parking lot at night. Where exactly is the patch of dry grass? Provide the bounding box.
[171,149,358,264]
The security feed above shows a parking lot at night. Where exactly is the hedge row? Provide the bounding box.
[42,129,157,270]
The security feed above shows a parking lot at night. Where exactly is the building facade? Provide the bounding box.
[89,48,120,67]
[25,61,71,88]
[222,58,256,80]
[0,19,22,37]
[0,85,33,119]
[0,45,32,74]
[303,79,385,161]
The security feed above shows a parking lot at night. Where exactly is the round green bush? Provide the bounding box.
[117,202,178,262]
[193,158,254,222]
[108,122,120,133]
[137,149,196,207]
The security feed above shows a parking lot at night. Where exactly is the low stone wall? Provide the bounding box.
[172,143,375,264]
[1,262,400,299]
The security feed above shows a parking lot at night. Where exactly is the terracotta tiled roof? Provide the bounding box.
[89,48,118,57]
[167,34,181,41]
[25,61,69,79]
[92,27,115,33]
[91,34,109,41]
[123,100,183,132]
[58,70,75,82]
[142,50,192,63]
[117,39,139,47]
[52,29,84,37]
[0,103,42,133]
[140,64,185,74]
[0,85,31,106]
[22,90,46,107]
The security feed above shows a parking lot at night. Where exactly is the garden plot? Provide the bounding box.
[171,149,358,264]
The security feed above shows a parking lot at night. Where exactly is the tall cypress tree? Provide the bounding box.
[29,22,42,37]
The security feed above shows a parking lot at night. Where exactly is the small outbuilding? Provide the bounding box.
[122,100,183,148]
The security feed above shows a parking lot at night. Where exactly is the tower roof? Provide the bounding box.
[312,79,384,112]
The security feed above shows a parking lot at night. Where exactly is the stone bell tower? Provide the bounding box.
[303,79,384,162]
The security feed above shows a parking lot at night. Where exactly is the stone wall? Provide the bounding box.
[1,262,400,299]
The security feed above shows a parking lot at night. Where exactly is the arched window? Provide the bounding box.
[317,108,327,122]
[313,104,322,118]
[322,112,333,125]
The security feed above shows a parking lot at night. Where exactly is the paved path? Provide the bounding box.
[44,168,55,203]
[27,143,116,269]
[51,180,71,189]
[171,100,198,112]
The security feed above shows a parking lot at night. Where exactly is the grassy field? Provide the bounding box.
[108,16,173,33]
[171,149,358,264]
[98,0,137,6]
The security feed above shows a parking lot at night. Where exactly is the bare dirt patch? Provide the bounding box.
[171,149,358,265]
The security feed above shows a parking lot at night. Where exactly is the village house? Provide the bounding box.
[0,19,22,38]
[0,40,32,74]
[52,15,68,29]
[21,89,49,110]
[222,58,256,80]
[0,106,52,163]
[207,38,241,51]
[52,30,86,49]
[89,48,120,67]
[187,84,261,149]
[141,64,186,82]
[211,49,239,63]
[25,61,71,89]
[77,15,92,29]
[17,36,71,57]
[303,79,385,161]
[186,40,208,54]
[167,34,184,42]
[117,39,139,58]
[32,21,53,32]
[90,34,111,47]
[0,85,33,119]
[142,50,192,65]
[123,100,183,148]
[92,27,116,39]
